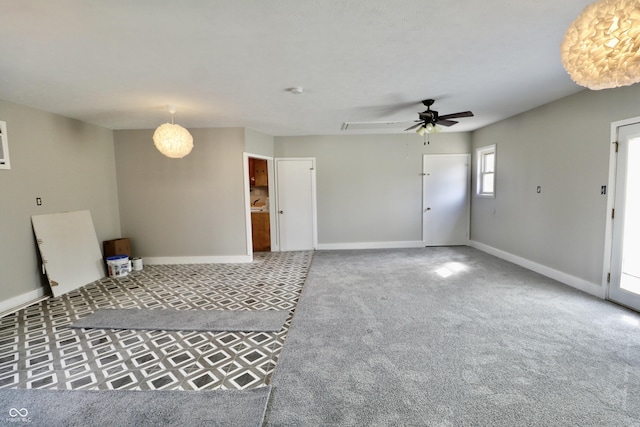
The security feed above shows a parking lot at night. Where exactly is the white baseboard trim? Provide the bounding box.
[469,241,606,299]
[317,241,426,251]
[144,255,253,265]
[0,288,49,317]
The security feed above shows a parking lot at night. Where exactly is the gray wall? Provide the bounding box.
[245,128,274,157]
[275,133,471,246]
[0,99,120,307]
[471,84,640,288]
[4,83,638,309]
[113,128,248,258]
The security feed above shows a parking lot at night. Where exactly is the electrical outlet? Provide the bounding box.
[36,197,42,206]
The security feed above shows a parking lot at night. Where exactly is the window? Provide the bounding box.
[476,144,496,197]
[0,121,10,170]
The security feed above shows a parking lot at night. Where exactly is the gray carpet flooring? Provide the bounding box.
[265,247,640,426]
[70,308,289,332]
[0,386,270,426]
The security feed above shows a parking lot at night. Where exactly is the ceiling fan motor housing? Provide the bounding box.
[419,110,438,124]
[404,99,473,132]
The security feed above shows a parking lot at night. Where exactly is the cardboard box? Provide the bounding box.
[103,238,131,259]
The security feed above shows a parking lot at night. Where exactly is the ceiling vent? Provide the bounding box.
[341,121,413,131]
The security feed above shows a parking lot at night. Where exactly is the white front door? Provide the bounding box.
[275,158,317,251]
[422,154,470,246]
[608,123,640,310]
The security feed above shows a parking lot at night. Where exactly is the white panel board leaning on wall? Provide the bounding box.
[31,210,105,298]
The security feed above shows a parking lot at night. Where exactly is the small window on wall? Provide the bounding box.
[476,144,496,197]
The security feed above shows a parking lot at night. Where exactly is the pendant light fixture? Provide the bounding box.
[561,0,640,90]
[153,105,194,158]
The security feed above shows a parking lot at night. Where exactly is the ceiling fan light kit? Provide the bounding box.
[561,0,640,90]
[153,106,194,159]
[415,123,441,136]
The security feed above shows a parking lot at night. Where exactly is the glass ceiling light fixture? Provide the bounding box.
[415,122,441,145]
[415,123,441,136]
[561,0,640,90]
[152,105,194,158]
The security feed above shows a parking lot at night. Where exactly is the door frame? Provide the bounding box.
[422,153,471,246]
[604,117,640,303]
[243,152,278,258]
[274,157,318,251]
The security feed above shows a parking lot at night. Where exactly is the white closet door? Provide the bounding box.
[422,154,470,246]
[275,158,317,251]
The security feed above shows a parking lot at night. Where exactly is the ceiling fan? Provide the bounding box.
[405,99,474,135]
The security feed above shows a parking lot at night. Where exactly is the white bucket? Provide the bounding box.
[107,255,130,278]
[132,257,143,271]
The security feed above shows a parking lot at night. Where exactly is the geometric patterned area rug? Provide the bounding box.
[0,251,312,391]
[0,386,271,427]
[70,308,289,332]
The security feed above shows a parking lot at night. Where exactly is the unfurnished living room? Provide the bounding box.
[2,1,640,426]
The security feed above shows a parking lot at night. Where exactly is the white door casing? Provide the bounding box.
[608,122,640,310]
[243,153,277,256]
[422,154,470,246]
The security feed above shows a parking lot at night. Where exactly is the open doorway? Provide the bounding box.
[248,157,271,252]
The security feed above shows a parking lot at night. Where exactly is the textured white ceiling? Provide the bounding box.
[0,0,593,135]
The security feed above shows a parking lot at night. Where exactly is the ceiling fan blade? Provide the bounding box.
[438,111,474,120]
[404,122,423,131]
[436,119,458,127]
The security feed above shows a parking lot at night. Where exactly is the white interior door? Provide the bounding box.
[422,154,470,246]
[275,158,317,251]
[608,123,640,310]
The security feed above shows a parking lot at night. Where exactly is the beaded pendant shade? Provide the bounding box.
[561,0,640,90]
[152,106,193,158]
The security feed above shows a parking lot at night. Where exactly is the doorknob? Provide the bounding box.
[424,207,431,212]
[279,210,284,214]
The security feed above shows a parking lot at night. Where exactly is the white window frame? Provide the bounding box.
[0,121,10,170]
[476,144,496,197]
